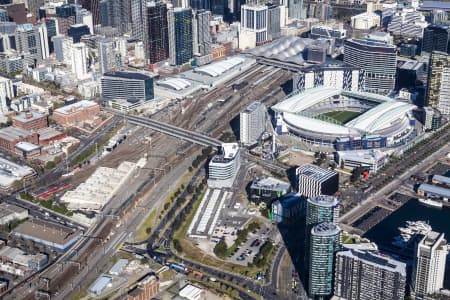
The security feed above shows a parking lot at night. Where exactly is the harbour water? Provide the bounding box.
[364,199,450,249]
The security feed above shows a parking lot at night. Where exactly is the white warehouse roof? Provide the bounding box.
[156,78,191,91]
[194,56,245,77]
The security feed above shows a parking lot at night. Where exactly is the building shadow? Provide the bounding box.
[277,216,309,289]
[229,114,240,141]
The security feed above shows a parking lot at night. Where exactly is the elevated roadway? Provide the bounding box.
[105,109,222,148]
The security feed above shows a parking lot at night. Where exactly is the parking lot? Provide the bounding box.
[227,224,274,266]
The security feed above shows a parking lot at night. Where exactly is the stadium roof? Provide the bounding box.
[194,56,244,77]
[284,113,354,135]
[346,101,415,132]
[272,87,340,113]
[156,78,191,90]
[272,87,393,114]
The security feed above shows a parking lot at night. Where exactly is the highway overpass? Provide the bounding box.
[107,110,222,148]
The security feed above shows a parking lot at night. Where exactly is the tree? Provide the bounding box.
[213,239,228,258]
[173,239,183,253]
[45,161,56,170]
[145,227,152,234]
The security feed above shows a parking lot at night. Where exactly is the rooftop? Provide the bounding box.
[103,71,152,81]
[243,101,264,114]
[337,149,387,163]
[274,193,305,208]
[15,141,41,152]
[0,202,27,219]
[338,249,406,276]
[420,231,447,248]
[311,222,341,236]
[156,78,192,91]
[54,100,98,115]
[418,183,450,198]
[419,1,450,10]
[307,195,339,207]
[109,259,128,275]
[0,126,33,142]
[12,111,47,123]
[432,174,450,185]
[12,219,82,247]
[297,164,337,182]
[194,56,245,77]
[179,284,204,300]
[0,157,35,188]
[243,36,319,65]
[250,176,291,192]
[211,143,239,163]
[89,274,112,294]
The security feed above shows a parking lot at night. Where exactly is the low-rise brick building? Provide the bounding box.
[52,100,100,127]
[12,111,48,131]
[0,127,39,153]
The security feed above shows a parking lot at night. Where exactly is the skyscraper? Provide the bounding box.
[241,4,268,44]
[288,0,304,20]
[131,0,145,41]
[98,38,115,74]
[267,4,281,41]
[296,164,339,198]
[412,231,448,299]
[193,9,211,56]
[306,195,339,228]
[426,51,450,114]
[144,1,169,64]
[334,249,407,300]
[27,0,45,17]
[190,0,210,10]
[240,101,266,146]
[71,42,89,80]
[344,38,397,95]
[309,222,341,299]
[68,24,90,43]
[422,24,450,54]
[168,8,193,66]
[0,76,13,113]
[55,4,78,35]
[80,0,101,26]
[44,18,58,54]
[99,0,131,34]
[14,23,43,65]
[101,71,154,101]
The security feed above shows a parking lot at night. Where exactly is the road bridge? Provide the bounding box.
[106,109,222,148]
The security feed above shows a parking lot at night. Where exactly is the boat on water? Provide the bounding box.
[418,198,443,209]
[392,220,432,248]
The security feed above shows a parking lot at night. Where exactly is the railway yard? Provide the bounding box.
[2,63,294,300]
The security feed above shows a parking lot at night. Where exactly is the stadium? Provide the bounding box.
[272,87,417,150]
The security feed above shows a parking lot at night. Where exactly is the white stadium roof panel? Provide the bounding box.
[272,87,341,113]
[283,113,352,135]
[346,101,415,133]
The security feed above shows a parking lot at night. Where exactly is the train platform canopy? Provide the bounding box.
[243,36,329,66]
[154,55,256,100]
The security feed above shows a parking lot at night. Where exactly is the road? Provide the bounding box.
[340,132,450,230]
